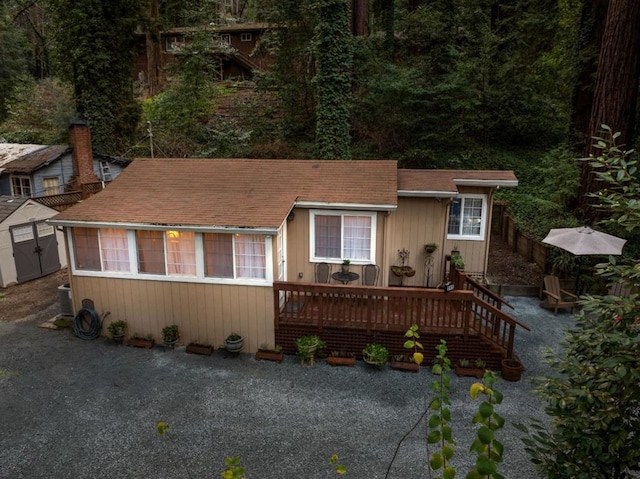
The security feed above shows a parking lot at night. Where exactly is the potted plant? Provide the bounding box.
[391,324,423,372]
[362,343,389,368]
[390,249,416,285]
[424,243,438,254]
[455,358,485,378]
[501,355,524,382]
[295,335,326,366]
[127,333,155,349]
[225,333,244,353]
[390,354,420,372]
[255,344,284,363]
[326,350,356,367]
[162,324,180,349]
[451,252,465,270]
[106,319,127,344]
[186,341,214,356]
[341,259,351,273]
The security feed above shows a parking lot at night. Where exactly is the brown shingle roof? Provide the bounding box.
[397,169,518,194]
[2,145,70,174]
[53,159,398,229]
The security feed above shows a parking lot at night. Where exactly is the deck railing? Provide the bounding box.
[273,281,529,359]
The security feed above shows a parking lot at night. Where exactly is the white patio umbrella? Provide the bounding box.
[542,226,627,294]
[542,226,626,256]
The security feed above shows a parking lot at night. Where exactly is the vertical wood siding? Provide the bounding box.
[70,275,274,352]
[284,208,386,285]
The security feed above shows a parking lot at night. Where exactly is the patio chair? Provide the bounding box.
[542,275,577,315]
[315,262,332,283]
[362,264,380,286]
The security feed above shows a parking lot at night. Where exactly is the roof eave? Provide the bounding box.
[295,201,397,211]
[397,190,458,198]
[47,219,279,234]
[453,179,519,187]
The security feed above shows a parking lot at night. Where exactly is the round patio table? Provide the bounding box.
[331,271,360,284]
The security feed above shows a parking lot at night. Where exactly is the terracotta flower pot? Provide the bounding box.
[127,337,155,349]
[255,350,284,363]
[186,343,214,356]
[391,360,420,373]
[326,356,356,367]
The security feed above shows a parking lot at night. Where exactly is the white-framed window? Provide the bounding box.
[11,176,32,197]
[220,34,231,44]
[446,195,487,241]
[166,36,186,52]
[204,233,266,280]
[310,210,376,263]
[11,225,34,243]
[43,176,61,195]
[70,227,271,285]
[240,32,252,42]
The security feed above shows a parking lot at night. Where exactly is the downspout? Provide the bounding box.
[483,189,496,280]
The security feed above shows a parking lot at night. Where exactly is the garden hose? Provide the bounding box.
[73,307,104,340]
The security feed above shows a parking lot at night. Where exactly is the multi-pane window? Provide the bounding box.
[447,195,486,240]
[71,227,269,282]
[240,33,252,42]
[11,176,31,197]
[311,211,375,262]
[204,233,266,280]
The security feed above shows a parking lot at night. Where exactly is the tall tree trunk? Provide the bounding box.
[577,0,640,217]
[570,0,609,153]
[145,0,162,96]
[351,0,369,36]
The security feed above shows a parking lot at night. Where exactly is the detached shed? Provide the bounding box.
[0,196,67,287]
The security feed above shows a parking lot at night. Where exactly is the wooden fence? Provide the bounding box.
[492,202,550,273]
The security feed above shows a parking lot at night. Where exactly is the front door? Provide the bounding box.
[10,221,61,283]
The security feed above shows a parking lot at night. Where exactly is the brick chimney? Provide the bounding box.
[68,119,99,189]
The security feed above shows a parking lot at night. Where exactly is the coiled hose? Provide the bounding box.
[73,308,104,340]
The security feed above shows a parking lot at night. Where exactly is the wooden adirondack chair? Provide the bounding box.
[543,275,578,315]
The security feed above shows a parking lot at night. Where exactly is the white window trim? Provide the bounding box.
[11,175,32,197]
[446,194,487,241]
[220,34,231,44]
[68,228,273,286]
[309,209,377,264]
[240,32,252,42]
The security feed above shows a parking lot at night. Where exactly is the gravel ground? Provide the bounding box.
[0,297,575,479]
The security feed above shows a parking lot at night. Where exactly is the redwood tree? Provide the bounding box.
[577,0,640,215]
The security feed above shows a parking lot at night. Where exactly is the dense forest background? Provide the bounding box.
[1,0,639,254]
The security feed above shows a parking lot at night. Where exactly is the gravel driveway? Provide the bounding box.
[0,297,574,479]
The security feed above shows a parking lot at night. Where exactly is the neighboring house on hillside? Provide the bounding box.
[50,158,518,354]
[0,196,66,287]
[134,22,272,92]
[0,122,130,205]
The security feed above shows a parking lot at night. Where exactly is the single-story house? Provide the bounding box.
[0,196,66,287]
[0,122,130,199]
[49,158,517,353]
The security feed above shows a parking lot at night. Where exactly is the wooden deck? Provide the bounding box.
[273,278,529,365]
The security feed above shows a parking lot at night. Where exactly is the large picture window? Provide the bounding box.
[447,195,486,240]
[310,211,375,263]
[100,229,130,272]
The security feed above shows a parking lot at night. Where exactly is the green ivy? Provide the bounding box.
[311,0,352,160]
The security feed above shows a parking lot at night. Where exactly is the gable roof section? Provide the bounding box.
[52,159,398,230]
[0,196,27,223]
[0,144,48,170]
[397,169,518,197]
[1,145,70,174]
